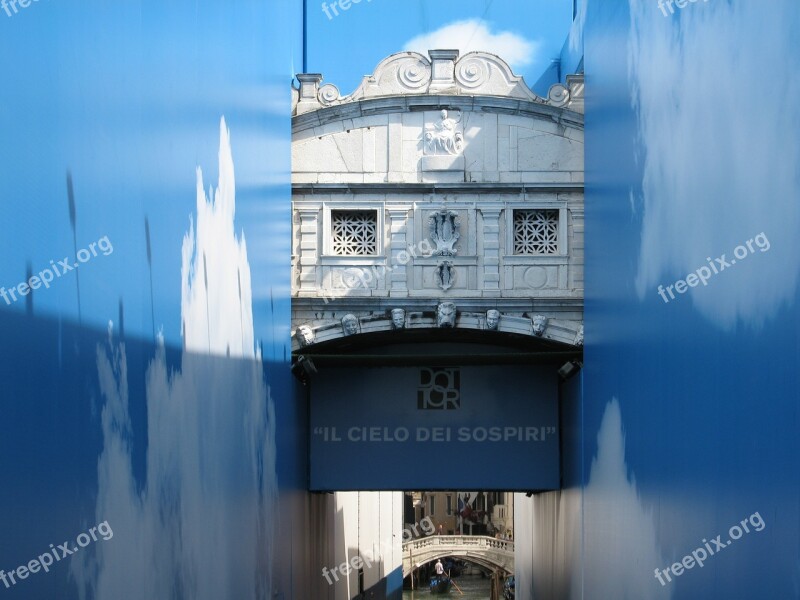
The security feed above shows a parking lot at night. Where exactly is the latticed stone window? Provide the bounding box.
[331,210,378,256]
[513,209,559,255]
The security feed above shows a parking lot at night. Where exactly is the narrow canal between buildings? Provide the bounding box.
[403,574,493,599]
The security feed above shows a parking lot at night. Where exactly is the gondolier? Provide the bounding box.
[429,559,452,594]
[435,560,444,576]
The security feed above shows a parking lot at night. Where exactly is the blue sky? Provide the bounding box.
[305,0,575,95]
[0,2,297,356]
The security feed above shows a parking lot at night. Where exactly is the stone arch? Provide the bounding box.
[402,538,514,578]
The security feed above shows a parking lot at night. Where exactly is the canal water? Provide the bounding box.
[402,575,492,599]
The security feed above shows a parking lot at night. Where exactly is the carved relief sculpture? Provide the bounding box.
[296,325,315,347]
[436,302,457,328]
[391,308,406,330]
[425,110,464,156]
[532,315,548,337]
[341,314,359,336]
[575,324,584,346]
[486,309,500,331]
[436,261,455,292]
[429,210,460,256]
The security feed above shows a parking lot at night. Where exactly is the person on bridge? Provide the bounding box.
[435,559,445,577]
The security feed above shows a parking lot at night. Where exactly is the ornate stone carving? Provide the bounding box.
[425,110,464,156]
[532,315,548,337]
[455,56,489,89]
[296,326,315,347]
[292,50,562,116]
[341,314,359,336]
[547,83,570,107]
[355,53,432,99]
[391,308,406,329]
[574,325,584,347]
[486,309,500,331]
[429,210,460,256]
[396,56,431,91]
[436,302,457,328]
[454,52,543,103]
[436,261,455,291]
[318,83,341,105]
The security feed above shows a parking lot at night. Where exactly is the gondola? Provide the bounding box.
[429,575,452,594]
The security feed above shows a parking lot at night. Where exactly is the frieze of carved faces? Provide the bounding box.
[532,315,548,337]
[296,325,315,347]
[391,308,406,330]
[424,109,464,156]
[429,210,460,256]
[341,314,359,336]
[574,325,584,347]
[436,302,457,328]
[486,309,501,331]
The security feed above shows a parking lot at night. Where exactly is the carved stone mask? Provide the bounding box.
[391,308,406,329]
[532,315,548,336]
[342,314,359,336]
[296,326,314,346]
[436,302,457,328]
[486,310,500,330]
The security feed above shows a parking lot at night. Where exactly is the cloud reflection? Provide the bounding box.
[628,0,800,330]
[72,119,277,600]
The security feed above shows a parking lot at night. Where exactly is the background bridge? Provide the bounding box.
[402,535,514,578]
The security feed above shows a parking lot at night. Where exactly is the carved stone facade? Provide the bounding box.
[291,50,584,350]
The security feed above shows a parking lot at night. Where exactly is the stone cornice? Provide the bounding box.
[292,182,584,195]
[292,297,584,310]
[292,94,584,135]
[290,309,584,351]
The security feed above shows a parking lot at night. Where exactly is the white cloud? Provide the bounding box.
[628,0,800,330]
[583,399,672,599]
[403,19,539,69]
[71,119,278,600]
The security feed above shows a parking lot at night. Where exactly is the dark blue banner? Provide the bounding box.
[310,365,559,490]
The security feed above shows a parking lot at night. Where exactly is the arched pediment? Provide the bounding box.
[296,49,554,115]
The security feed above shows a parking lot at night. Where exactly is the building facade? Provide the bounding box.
[409,491,515,538]
[291,49,584,348]
[291,49,584,600]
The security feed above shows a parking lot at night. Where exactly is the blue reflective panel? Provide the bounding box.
[0,2,294,598]
[584,0,800,597]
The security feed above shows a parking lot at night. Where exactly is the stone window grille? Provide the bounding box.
[513,209,559,255]
[330,210,378,256]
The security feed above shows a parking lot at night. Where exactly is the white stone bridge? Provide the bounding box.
[402,535,514,578]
